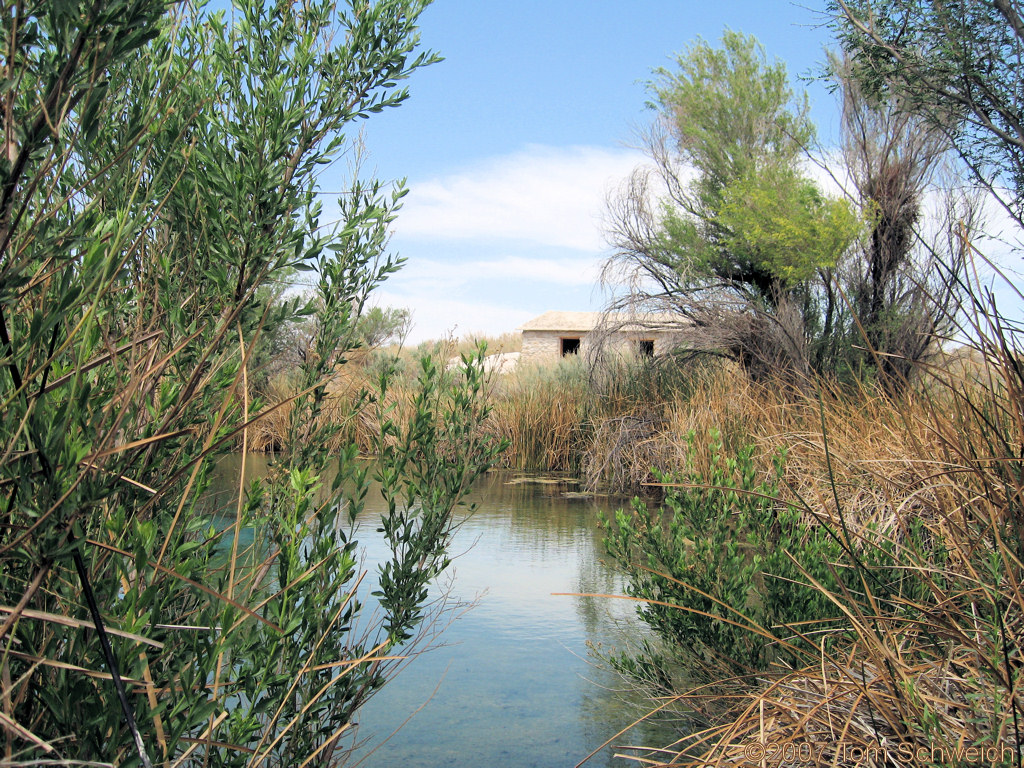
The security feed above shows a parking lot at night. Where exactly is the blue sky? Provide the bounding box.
[333,1,841,342]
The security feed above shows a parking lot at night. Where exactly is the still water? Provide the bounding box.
[214,457,677,767]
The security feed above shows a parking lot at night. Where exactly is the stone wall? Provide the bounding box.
[520,330,586,364]
[520,330,670,365]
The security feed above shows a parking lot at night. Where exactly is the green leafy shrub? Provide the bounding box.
[602,429,930,688]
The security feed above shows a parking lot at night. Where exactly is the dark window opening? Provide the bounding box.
[638,339,655,357]
[561,337,580,356]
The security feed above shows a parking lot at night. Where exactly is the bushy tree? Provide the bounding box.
[357,305,411,347]
[258,303,410,384]
[604,31,861,381]
[0,0,501,765]
[604,30,980,388]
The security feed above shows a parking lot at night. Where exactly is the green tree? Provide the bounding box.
[356,305,411,347]
[604,31,860,380]
[0,0,501,765]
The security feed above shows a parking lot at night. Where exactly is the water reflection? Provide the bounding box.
[211,455,676,767]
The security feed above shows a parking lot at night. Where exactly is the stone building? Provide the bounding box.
[517,311,677,365]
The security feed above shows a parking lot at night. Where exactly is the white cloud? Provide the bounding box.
[392,252,601,292]
[371,249,609,343]
[344,144,648,342]
[395,144,646,251]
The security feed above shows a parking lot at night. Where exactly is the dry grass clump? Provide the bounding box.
[488,353,705,479]
[249,353,379,455]
[583,410,672,491]
[487,358,591,472]
[738,381,956,532]
[586,361,979,531]
[249,338,510,457]
[629,510,1024,767]
[570,359,945,515]
[672,644,1018,768]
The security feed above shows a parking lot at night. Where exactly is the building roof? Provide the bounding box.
[517,310,679,333]
[517,311,604,332]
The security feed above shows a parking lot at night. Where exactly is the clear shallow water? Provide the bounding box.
[213,457,677,767]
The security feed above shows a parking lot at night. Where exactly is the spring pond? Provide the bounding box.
[213,455,679,767]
